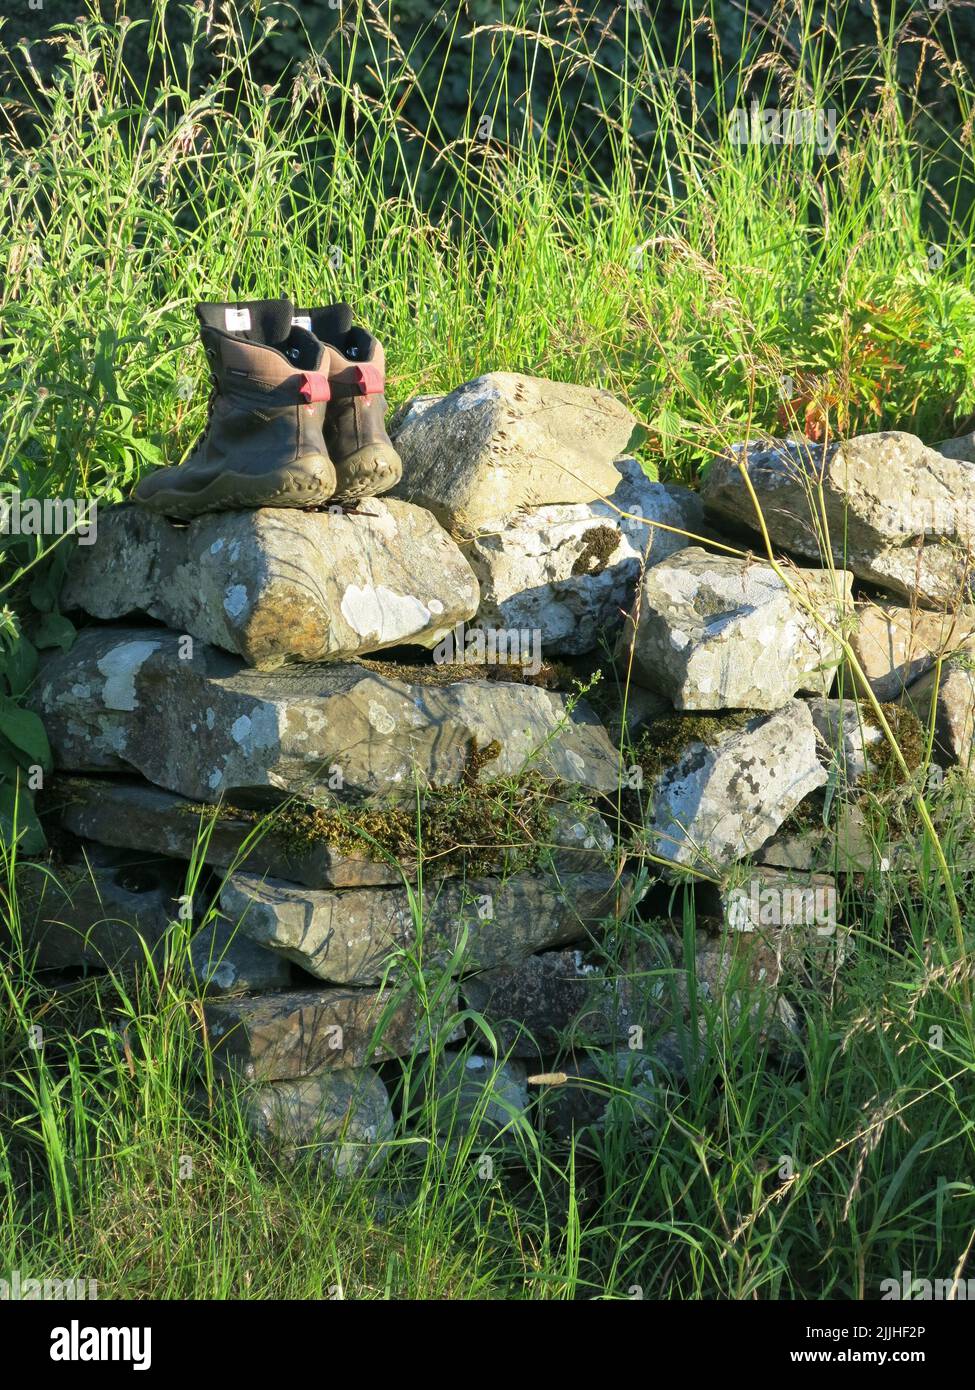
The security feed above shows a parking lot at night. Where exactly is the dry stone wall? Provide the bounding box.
[23,379,975,1163]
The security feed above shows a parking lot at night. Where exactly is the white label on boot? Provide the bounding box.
[225,307,252,331]
[292,315,312,331]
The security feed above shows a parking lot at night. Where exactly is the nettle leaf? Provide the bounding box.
[0,781,46,855]
[33,611,76,652]
[0,696,53,773]
[29,547,69,615]
[0,745,21,780]
[0,631,39,696]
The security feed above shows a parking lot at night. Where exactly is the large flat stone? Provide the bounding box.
[703,432,975,605]
[644,702,827,872]
[656,927,800,1040]
[33,629,621,802]
[55,776,614,889]
[20,852,184,972]
[61,502,479,670]
[756,802,879,873]
[220,868,632,985]
[243,1068,393,1175]
[537,1051,661,1142]
[617,548,851,709]
[414,1052,532,1143]
[189,918,295,995]
[462,927,802,1062]
[203,985,463,1081]
[461,947,668,1061]
[849,600,975,700]
[807,697,884,786]
[58,777,405,888]
[936,432,975,464]
[390,374,636,532]
[718,868,845,968]
[464,459,716,656]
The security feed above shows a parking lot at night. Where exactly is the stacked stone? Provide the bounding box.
[391,376,863,1057]
[619,429,975,901]
[25,375,673,1162]
[34,378,971,1162]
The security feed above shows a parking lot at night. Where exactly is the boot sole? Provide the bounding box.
[134,460,338,520]
[331,445,404,502]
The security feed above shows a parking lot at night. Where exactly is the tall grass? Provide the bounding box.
[2,0,975,1299]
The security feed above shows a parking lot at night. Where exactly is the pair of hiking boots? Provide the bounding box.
[133,298,401,518]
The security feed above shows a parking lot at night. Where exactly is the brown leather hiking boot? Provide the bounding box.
[295,303,402,500]
[133,299,338,519]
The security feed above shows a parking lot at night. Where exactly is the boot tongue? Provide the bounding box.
[303,302,355,348]
[196,298,296,349]
[250,298,295,350]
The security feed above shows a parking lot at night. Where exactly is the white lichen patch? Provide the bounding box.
[96,640,161,711]
[367,700,397,735]
[340,583,432,643]
[224,584,249,619]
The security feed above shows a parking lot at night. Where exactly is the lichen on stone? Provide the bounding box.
[634,711,756,786]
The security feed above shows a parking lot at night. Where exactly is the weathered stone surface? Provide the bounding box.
[617,549,851,709]
[390,374,636,532]
[807,697,884,785]
[20,854,183,971]
[189,918,295,995]
[221,869,631,985]
[537,1051,660,1142]
[850,601,975,700]
[243,1068,393,1175]
[203,985,463,1081]
[57,777,403,888]
[61,502,479,670]
[903,658,975,766]
[463,927,801,1061]
[33,629,621,802]
[461,948,667,1060]
[703,432,975,605]
[464,459,716,655]
[645,702,827,872]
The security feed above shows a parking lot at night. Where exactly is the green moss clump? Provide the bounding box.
[780,793,827,835]
[634,711,755,786]
[570,525,621,577]
[692,588,734,621]
[184,740,564,876]
[862,703,927,788]
[356,656,571,689]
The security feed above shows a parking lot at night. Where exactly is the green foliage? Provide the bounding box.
[0,609,53,853]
